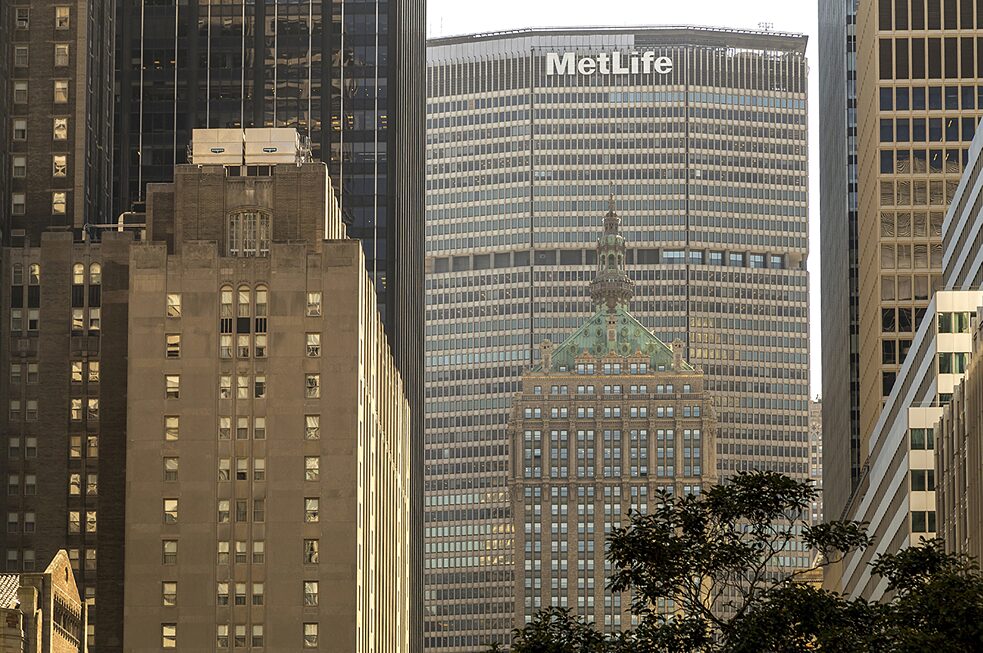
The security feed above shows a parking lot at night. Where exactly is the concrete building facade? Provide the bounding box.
[509,203,716,629]
[425,26,810,650]
[122,152,410,652]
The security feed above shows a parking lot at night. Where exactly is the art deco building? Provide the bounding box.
[2,0,115,242]
[122,132,410,652]
[114,13,426,634]
[425,26,809,650]
[809,398,824,526]
[509,202,716,630]
[0,550,87,653]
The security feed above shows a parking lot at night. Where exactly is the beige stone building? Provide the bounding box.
[936,305,983,562]
[122,131,411,652]
[0,550,87,653]
[509,203,716,630]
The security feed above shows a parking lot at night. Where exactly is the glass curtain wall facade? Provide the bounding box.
[425,27,810,651]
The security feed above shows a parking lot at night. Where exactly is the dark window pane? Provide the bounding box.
[945,38,958,78]
[962,37,976,78]
[928,0,942,27]
[929,39,942,78]
[883,308,897,331]
[897,0,910,27]
[897,87,910,109]
[897,39,910,78]
[897,118,911,141]
[912,38,926,78]
[963,85,976,110]
[898,308,913,331]
[961,0,974,26]
[882,150,895,173]
[963,117,976,141]
[945,0,958,27]
[913,0,926,27]
[881,39,894,80]
[945,85,960,109]
[882,119,895,142]
[883,371,897,396]
[881,87,894,110]
[881,0,895,29]
[882,340,897,364]
[913,86,926,109]
[930,118,943,140]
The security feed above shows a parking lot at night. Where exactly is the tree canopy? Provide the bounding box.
[489,471,983,653]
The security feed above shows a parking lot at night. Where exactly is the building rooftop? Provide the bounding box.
[428,25,808,55]
[0,574,20,608]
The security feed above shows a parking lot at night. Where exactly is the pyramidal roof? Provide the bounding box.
[534,305,692,372]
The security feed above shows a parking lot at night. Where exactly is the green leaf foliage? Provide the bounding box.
[485,472,983,653]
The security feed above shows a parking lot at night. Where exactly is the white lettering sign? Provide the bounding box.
[546,51,674,76]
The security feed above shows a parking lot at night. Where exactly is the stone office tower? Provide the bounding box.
[122,137,410,652]
[509,202,716,629]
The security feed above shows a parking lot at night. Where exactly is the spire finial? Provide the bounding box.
[607,184,616,216]
[590,192,634,311]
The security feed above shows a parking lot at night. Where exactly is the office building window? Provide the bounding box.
[54,44,69,67]
[52,155,68,177]
[165,375,180,399]
[163,458,178,482]
[166,293,182,317]
[304,581,319,606]
[162,624,176,648]
[252,583,264,606]
[162,541,177,565]
[11,194,25,215]
[55,6,70,28]
[217,625,229,648]
[304,498,319,523]
[53,118,68,140]
[162,582,177,607]
[166,334,181,358]
[14,47,28,67]
[12,156,26,178]
[303,624,318,648]
[228,211,271,257]
[305,374,320,399]
[306,292,322,316]
[305,415,320,439]
[165,416,179,441]
[15,8,29,28]
[252,541,265,563]
[306,333,321,357]
[13,120,26,141]
[53,81,69,103]
[304,539,319,563]
[163,500,178,524]
[305,457,319,481]
[252,624,264,647]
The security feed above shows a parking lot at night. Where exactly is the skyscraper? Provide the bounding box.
[122,134,411,652]
[425,26,810,650]
[2,0,115,244]
[819,0,862,523]
[113,5,426,641]
[509,203,716,630]
[853,0,983,473]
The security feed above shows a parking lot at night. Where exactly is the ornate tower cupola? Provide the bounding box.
[589,195,634,311]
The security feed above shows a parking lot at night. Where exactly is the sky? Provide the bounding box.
[427,0,823,399]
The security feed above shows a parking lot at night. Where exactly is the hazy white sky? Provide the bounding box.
[427,0,823,398]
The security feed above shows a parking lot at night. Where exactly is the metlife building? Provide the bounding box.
[424,27,809,650]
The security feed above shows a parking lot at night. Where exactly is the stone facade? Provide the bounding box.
[508,204,716,630]
[122,161,410,653]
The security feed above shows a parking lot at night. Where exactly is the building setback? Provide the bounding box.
[509,203,716,629]
[425,26,810,650]
[122,143,410,652]
[112,10,426,632]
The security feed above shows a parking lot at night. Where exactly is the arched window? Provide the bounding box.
[237,286,251,318]
[72,264,84,284]
[220,286,234,319]
[228,211,271,257]
[89,263,101,285]
[28,264,40,285]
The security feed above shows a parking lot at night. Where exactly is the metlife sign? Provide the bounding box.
[545,51,674,76]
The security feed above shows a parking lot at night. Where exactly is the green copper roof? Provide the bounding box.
[535,306,693,372]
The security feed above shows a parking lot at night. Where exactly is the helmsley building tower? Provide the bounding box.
[425,26,810,651]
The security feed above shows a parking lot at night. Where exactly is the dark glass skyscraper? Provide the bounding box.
[114,2,425,650]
